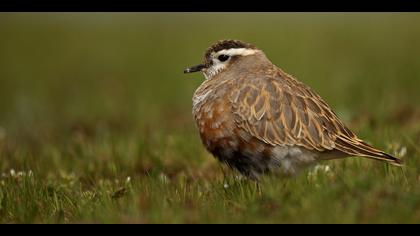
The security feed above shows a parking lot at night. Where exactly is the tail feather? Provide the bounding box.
[334,136,403,166]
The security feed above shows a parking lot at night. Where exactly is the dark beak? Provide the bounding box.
[184,64,206,74]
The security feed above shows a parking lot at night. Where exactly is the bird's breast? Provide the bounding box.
[192,83,237,152]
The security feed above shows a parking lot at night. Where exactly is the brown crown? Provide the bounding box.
[203,39,257,64]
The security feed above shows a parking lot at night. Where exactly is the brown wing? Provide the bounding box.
[229,69,402,165]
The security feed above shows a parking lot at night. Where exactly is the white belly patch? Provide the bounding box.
[270,146,317,175]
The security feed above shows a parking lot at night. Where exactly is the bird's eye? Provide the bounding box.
[218,54,230,62]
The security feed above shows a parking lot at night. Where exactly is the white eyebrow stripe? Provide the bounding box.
[216,48,259,57]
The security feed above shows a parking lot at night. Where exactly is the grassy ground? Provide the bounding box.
[0,13,420,223]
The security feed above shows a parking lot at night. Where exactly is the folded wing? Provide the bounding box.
[229,70,402,166]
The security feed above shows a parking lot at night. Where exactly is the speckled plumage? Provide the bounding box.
[188,39,402,180]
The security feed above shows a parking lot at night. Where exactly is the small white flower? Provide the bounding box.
[223,183,229,189]
[234,175,243,181]
[159,173,169,184]
[398,147,407,158]
[388,142,407,159]
[126,176,131,184]
[10,169,16,177]
[308,164,333,181]
[314,164,331,173]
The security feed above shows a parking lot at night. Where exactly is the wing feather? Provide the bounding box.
[229,69,402,165]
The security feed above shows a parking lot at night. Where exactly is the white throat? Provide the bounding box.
[204,63,226,79]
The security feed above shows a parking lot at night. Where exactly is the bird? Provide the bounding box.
[184,39,402,180]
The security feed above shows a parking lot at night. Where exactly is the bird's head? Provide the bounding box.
[184,39,266,80]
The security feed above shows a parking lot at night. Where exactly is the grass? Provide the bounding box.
[0,13,420,223]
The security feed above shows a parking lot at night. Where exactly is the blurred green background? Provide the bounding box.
[0,13,419,138]
[0,13,419,223]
